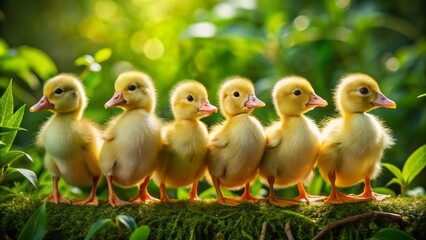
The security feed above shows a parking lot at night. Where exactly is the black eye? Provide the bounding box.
[293,89,302,96]
[187,95,194,102]
[54,88,63,94]
[128,85,136,91]
[233,91,240,98]
[360,87,369,95]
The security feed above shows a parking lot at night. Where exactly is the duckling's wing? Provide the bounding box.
[317,118,344,174]
[265,123,281,149]
[78,119,102,176]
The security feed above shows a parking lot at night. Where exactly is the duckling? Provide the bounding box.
[30,73,101,205]
[317,73,396,204]
[100,71,161,207]
[259,77,328,206]
[154,81,217,202]
[208,77,266,206]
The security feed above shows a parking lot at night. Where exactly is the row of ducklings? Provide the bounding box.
[30,71,396,207]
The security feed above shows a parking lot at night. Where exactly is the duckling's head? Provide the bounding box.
[105,71,156,112]
[170,80,217,120]
[273,76,327,117]
[335,73,396,114]
[30,74,87,118]
[219,77,265,118]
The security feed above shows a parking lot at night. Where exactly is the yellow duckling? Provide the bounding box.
[154,81,218,202]
[317,73,396,204]
[208,77,266,206]
[259,77,328,207]
[100,71,161,207]
[30,74,102,205]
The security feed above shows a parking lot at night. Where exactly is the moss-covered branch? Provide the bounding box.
[1,197,425,239]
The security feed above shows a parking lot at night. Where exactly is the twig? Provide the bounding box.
[285,223,294,240]
[260,221,267,240]
[312,211,402,240]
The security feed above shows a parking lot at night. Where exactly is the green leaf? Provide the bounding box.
[94,48,112,63]
[130,225,150,240]
[0,105,25,153]
[0,38,8,56]
[18,46,57,80]
[14,168,38,188]
[84,219,112,240]
[382,163,404,182]
[417,93,426,98]
[75,55,93,67]
[0,150,27,167]
[0,126,26,133]
[0,80,13,125]
[177,187,189,200]
[18,201,47,240]
[372,187,396,197]
[369,228,415,240]
[402,145,426,184]
[385,178,403,188]
[117,215,137,232]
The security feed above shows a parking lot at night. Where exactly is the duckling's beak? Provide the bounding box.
[245,95,265,109]
[198,100,218,115]
[372,93,396,109]
[105,92,126,109]
[30,95,54,112]
[307,93,328,107]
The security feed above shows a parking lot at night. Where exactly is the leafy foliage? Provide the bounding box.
[383,145,426,196]
[17,201,47,240]
[370,228,416,240]
[0,81,37,190]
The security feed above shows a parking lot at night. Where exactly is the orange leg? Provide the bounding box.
[44,176,71,204]
[106,175,130,207]
[326,172,367,204]
[213,177,239,206]
[229,182,260,202]
[357,178,390,201]
[294,182,326,203]
[159,183,170,202]
[130,175,159,203]
[188,181,201,201]
[266,177,298,207]
[73,176,100,205]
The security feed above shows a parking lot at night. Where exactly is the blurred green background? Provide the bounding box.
[0,0,425,201]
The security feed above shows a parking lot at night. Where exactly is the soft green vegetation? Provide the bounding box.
[17,201,46,240]
[371,228,416,240]
[1,197,424,239]
[383,145,426,196]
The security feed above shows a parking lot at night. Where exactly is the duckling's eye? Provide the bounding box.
[359,87,369,95]
[54,88,63,94]
[187,95,194,102]
[233,91,240,98]
[293,89,302,96]
[128,85,136,91]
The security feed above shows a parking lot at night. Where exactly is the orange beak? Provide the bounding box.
[307,93,328,107]
[30,95,54,112]
[198,99,218,115]
[245,95,265,109]
[372,93,396,109]
[105,92,126,109]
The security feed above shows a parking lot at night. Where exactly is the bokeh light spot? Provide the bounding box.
[294,15,310,31]
[143,39,164,60]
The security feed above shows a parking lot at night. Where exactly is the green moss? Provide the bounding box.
[0,197,425,240]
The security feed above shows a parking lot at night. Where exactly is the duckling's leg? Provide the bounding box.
[159,183,171,202]
[267,177,299,207]
[228,182,260,202]
[44,176,71,204]
[326,172,365,204]
[130,175,159,203]
[357,178,390,201]
[73,176,100,206]
[188,181,201,201]
[106,175,130,207]
[213,177,239,206]
[294,182,326,203]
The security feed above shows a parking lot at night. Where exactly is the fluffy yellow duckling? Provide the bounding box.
[154,81,218,202]
[259,77,328,207]
[100,71,161,207]
[317,73,396,204]
[208,77,266,206]
[30,74,102,205]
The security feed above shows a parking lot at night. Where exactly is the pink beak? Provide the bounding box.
[372,93,396,109]
[307,93,328,107]
[198,100,218,115]
[245,95,265,109]
[105,92,126,109]
[30,95,54,112]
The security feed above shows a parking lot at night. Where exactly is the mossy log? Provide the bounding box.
[1,197,425,239]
